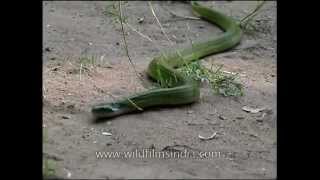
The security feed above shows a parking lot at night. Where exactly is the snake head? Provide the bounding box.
[91,102,128,119]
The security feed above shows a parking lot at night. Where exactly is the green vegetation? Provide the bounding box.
[104,1,128,24]
[179,62,243,97]
[43,128,56,178]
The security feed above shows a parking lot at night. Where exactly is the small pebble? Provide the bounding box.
[137,17,144,23]
[187,110,194,114]
[61,116,70,119]
[44,47,51,52]
[218,115,226,120]
[102,132,112,136]
[249,134,258,138]
[82,134,88,139]
[256,118,263,122]
[67,104,75,109]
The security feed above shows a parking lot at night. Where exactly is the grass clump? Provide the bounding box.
[43,128,56,179]
[104,1,128,24]
[77,55,98,69]
[179,61,244,97]
[43,158,56,178]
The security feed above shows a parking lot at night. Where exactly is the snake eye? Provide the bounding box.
[92,103,113,113]
[108,103,121,112]
[91,102,125,119]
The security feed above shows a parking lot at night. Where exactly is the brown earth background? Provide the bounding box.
[43,1,277,179]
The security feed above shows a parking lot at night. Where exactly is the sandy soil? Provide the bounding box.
[43,1,277,179]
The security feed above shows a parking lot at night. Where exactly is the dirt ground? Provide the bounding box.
[43,1,277,179]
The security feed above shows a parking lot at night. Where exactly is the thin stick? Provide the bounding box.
[124,22,167,58]
[148,1,174,46]
[186,22,195,52]
[95,84,143,111]
[163,7,200,21]
[118,1,144,83]
[45,65,62,74]
[182,22,196,67]
[118,1,144,111]
[240,0,266,27]
[125,23,153,42]
[148,2,186,62]
[43,85,46,99]
[127,98,143,111]
[79,63,83,81]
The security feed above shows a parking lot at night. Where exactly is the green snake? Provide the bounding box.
[92,2,242,119]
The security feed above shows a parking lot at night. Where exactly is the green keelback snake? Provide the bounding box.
[92,2,242,119]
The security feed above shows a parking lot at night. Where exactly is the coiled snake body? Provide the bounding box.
[92,2,242,119]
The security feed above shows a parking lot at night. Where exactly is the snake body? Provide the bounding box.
[92,2,242,119]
